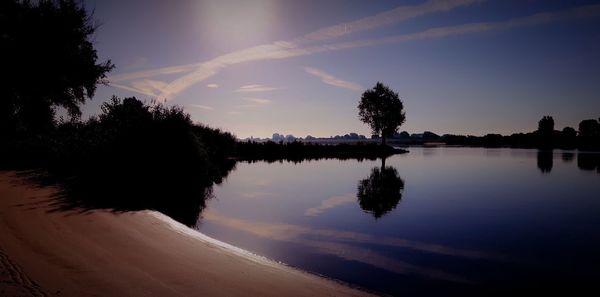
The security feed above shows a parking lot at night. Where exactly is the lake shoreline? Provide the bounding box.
[0,171,371,297]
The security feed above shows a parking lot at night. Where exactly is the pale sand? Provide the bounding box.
[0,172,371,297]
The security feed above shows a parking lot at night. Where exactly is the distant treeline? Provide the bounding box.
[388,116,600,150]
[236,141,407,163]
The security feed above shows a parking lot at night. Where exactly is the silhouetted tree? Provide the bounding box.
[538,116,555,135]
[357,158,404,219]
[537,116,554,147]
[358,82,406,146]
[0,0,113,137]
[577,119,600,149]
[578,119,600,138]
[562,127,577,139]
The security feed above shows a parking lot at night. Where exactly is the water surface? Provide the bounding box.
[196,147,600,296]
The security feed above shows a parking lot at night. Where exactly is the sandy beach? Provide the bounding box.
[0,171,370,297]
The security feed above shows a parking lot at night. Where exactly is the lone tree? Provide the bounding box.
[358,82,406,146]
[537,116,555,136]
[0,0,113,137]
[536,115,554,147]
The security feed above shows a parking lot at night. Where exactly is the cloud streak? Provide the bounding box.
[295,0,483,43]
[235,84,280,93]
[108,2,600,102]
[304,67,362,91]
[108,0,479,100]
[187,104,214,111]
[239,191,277,199]
[243,97,271,105]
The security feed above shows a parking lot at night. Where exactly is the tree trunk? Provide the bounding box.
[382,134,387,146]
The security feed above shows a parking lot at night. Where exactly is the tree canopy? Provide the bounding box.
[538,116,554,135]
[0,0,113,137]
[358,82,406,145]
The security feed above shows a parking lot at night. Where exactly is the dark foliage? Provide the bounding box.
[537,116,554,147]
[538,116,554,135]
[358,82,406,146]
[235,141,408,163]
[3,97,236,226]
[192,124,237,183]
[357,160,404,219]
[0,0,113,137]
[578,119,600,149]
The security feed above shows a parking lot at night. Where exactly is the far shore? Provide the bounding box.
[0,171,370,297]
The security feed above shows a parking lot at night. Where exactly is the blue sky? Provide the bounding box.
[85,0,600,138]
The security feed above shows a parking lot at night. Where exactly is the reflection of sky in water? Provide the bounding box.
[197,148,600,295]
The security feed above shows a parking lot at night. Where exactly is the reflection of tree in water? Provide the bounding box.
[577,153,600,174]
[537,150,600,175]
[46,159,237,227]
[357,159,404,219]
[537,150,553,173]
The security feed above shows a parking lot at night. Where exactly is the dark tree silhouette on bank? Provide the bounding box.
[46,96,237,226]
[538,116,554,135]
[358,82,406,146]
[579,119,600,138]
[537,116,555,147]
[0,0,113,137]
[357,158,404,219]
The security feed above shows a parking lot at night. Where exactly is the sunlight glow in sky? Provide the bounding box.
[86,0,600,138]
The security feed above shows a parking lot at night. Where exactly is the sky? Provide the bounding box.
[84,0,600,139]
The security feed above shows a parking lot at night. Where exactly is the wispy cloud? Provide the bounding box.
[206,83,219,88]
[296,4,600,53]
[243,97,272,104]
[240,192,277,199]
[107,0,478,100]
[227,111,242,115]
[304,67,362,91]
[131,79,168,96]
[109,62,202,82]
[295,0,483,43]
[110,79,168,97]
[109,82,157,97]
[187,104,214,111]
[108,2,600,101]
[234,84,280,93]
[110,0,476,83]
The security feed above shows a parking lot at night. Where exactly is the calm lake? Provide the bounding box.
[195,147,600,296]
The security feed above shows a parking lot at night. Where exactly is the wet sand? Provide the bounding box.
[0,171,370,297]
